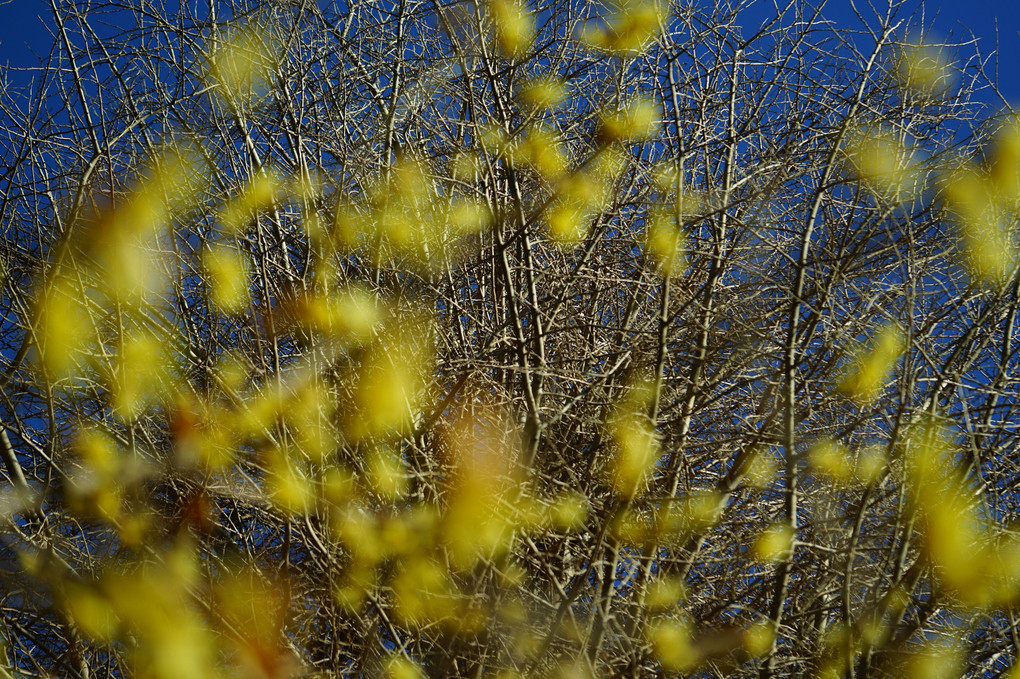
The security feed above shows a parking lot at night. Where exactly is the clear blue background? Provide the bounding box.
[1,0,1019,101]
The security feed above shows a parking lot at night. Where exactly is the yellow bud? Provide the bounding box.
[379,515,417,555]
[74,429,119,476]
[392,557,454,625]
[204,243,250,314]
[836,323,904,403]
[196,418,236,471]
[266,455,313,515]
[923,488,989,601]
[332,204,367,251]
[546,201,590,245]
[753,523,794,562]
[113,331,172,420]
[808,439,853,483]
[518,76,567,109]
[63,583,118,641]
[384,656,424,679]
[489,0,534,57]
[582,0,668,53]
[743,448,779,488]
[854,446,887,485]
[606,378,660,497]
[348,326,432,440]
[446,199,492,235]
[148,144,205,213]
[598,97,660,142]
[609,412,659,497]
[904,642,962,679]
[646,576,686,610]
[335,509,384,565]
[321,466,356,506]
[897,41,952,95]
[685,491,723,531]
[36,273,94,378]
[365,445,407,500]
[648,619,699,672]
[940,163,1016,282]
[118,512,150,546]
[844,127,919,202]
[514,126,568,178]
[566,169,608,206]
[549,492,589,531]
[68,481,122,522]
[646,206,686,276]
[207,23,279,102]
[391,156,431,205]
[991,119,1020,208]
[220,170,282,233]
[743,622,775,657]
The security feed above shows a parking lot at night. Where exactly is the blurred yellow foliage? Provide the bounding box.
[549,491,589,531]
[204,243,251,314]
[836,322,904,403]
[901,416,1013,605]
[62,581,118,641]
[897,41,952,95]
[112,330,173,420]
[743,447,779,488]
[519,76,568,110]
[545,170,608,245]
[207,23,279,102]
[743,622,775,658]
[607,377,660,498]
[598,97,660,142]
[854,445,888,485]
[440,405,520,568]
[35,272,94,379]
[514,125,568,179]
[291,283,381,344]
[220,170,282,234]
[990,118,1020,208]
[365,444,407,500]
[646,204,686,276]
[808,439,853,483]
[646,575,686,611]
[384,656,425,679]
[24,11,1020,679]
[941,161,1018,282]
[753,522,794,562]
[489,0,535,57]
[265,451,314,515]
[902,641,963,679]
[648,619,699,672]
[844,127,919,203]
[583,1,669,53]
[347,319,434,440]
[335,156,490,269]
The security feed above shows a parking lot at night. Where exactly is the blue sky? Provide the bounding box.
[1,0,1019,101]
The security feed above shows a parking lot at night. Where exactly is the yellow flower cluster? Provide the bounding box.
[836,322,905,404]
[904,417,1020,606]
[582,1,669,54]
[334,155,491,269]
[843,126,920,204]
[941,142,1020,283]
